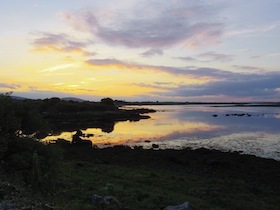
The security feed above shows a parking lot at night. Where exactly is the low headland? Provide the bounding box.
[0,93,279,209]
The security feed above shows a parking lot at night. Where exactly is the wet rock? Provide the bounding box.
[75,129,83,137]
[212,114,218,117]
[72,130,92,147]
[152,144,159,149]
[92,194,102,204]
[86,133,94,137]
[72,130,83,143]
[164,201,189,210]
[92,194,122,209]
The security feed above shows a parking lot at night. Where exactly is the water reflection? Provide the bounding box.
[42,105,280,160]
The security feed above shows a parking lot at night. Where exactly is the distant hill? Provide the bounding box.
[61,97,85,102]
[11,96,28,100]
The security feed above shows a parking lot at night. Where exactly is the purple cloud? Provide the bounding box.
[176,51,235,63]
[176,56,198,62]
[141,49,164,57]
[59,10,99,33]
[152,72,280,101]
[86,58,128,66]
[198,52,235,62]
[86,58,242,80]
[232,65,265,72]
[59,2,224,49]
[32,32,91,54]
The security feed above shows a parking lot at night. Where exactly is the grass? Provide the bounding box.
[1,146,280,209]
[51,159,280,210]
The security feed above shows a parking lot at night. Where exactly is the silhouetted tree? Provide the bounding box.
[0,92,20,136]
[101,97,115,106]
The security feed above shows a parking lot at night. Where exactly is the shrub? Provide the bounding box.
[0,93,61,193]
[3,136,62,192]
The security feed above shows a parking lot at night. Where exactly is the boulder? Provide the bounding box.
[92,194,102,204]
[164,201,189,210]
[75,129,83,136]
[92,194,122,209]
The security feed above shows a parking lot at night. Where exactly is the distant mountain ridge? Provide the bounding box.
[11,96,27,100]
[61,97,85,102]
[11,95,85,102]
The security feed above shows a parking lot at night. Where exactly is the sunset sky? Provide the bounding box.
[1,0,280,102]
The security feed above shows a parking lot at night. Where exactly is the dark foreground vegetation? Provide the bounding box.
[1,93,280,209]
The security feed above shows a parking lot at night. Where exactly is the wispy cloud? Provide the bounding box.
[132,82,176,90]
[0,83,21,90]
[226,24,279,37]
[86,58,133,68]
[198,52,235,62]
[31,32,92,55]
[176,51,235,63]
[141,49,164,57]
[40,63,80,72]
[267,52,280,57]
[232,65,265,72]
[59,1,224,49]
[176,56,198,62]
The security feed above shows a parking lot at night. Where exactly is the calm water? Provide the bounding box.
[42,105,280,160]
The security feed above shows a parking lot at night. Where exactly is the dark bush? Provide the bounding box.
[0,93,61,192]
[3,136,62,192]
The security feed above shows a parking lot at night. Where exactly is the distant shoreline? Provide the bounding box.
[118,101,280,107]
[12,95,280,107]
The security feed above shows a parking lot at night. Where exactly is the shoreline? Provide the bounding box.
[118,101,280,107]
[51,133,280,161]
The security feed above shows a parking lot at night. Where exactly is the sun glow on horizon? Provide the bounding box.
[1,0,280,102]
